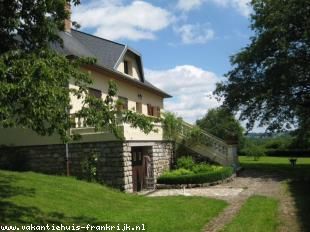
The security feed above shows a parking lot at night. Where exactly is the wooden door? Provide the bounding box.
[132,148,144,192]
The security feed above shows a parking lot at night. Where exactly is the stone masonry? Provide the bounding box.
[0,141,174,192]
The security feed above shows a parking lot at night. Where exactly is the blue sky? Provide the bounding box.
[72,0,255,126]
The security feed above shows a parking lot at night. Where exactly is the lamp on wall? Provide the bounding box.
[138,93,143,99]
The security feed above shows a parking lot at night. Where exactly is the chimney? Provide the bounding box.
[64,3,72,33]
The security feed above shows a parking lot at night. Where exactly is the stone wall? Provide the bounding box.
[0,141,174,192]
[0,144,66,174]
[0,142,126,190]
[152,142,174,182]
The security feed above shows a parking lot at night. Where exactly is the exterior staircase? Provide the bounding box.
[177,121,239,168]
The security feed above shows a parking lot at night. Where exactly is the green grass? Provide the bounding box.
[0,170,227,232]
[286,180,310,231]
[240,156,310,231]
[239,156,310,178]
[222,196,279,232]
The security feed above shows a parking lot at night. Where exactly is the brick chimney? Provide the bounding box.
[64,3,72,33]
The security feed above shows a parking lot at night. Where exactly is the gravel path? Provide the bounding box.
[147,170,300,232]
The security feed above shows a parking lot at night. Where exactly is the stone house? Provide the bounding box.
[0,9,239,192]
[0,16,174,193]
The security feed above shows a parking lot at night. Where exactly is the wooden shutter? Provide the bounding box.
[147,104,152,115]
[156,107,161,117]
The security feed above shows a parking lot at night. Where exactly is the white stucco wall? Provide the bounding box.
[70,67,164,141]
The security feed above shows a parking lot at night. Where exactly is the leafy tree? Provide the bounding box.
[196,107,244,144]
[0,0,155,142]
[162,112,183,141]
[214,0,310,147]
[240,141,266,161]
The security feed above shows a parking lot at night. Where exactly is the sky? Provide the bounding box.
[72,0,254,125]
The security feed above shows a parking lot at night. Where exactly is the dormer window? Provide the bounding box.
[124,60,129,74]
[124,60,132,76]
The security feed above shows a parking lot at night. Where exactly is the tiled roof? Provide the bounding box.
[53,29,171,98]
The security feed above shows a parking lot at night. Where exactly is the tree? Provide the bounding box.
[196,108,244,144]
[214,0,310,146]
[0,0,155,142]
[162,112,183,141]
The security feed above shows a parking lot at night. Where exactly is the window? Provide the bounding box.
[124,60,129,74]
[117,96,128,111]
[124,60,132,76]
[136,102,142,113]
[88,88,102,99]
[147,104,153,116]
[147,104,160,117]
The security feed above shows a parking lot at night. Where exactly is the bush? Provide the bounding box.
[157,167,233,185]
[266,149,310,157]
[80,152,99,182]
[176,156,195,170]
[191,164,222,173]
[161,168,194,177]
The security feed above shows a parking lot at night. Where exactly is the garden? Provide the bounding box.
[158,156,233,185]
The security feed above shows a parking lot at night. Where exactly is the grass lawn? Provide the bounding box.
[0,170,227,232]
[240,156,310,231]
[222,196,279,232]
[239,156,310,178]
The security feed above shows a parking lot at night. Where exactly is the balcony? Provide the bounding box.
[70,115,163,141]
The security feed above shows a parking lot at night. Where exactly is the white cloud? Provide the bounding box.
[175,23,215,44]
[208,0,251,17]
[145,65,222,123]
[177,0,204,11]
[176,0,251,17]
[72,1,173,41]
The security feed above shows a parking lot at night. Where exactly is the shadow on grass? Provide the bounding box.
[0,174,35,198]
[0,172,118,230]
[288,180,310,232]
[238,160,310,232]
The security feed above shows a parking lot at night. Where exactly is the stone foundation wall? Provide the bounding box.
[0,144,66,174]
[0,141,174,192]
[152,142,174,182]
[0,142,126,190]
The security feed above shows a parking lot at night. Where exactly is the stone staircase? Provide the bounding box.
[177,121,239,168]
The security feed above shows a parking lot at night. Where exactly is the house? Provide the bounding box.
[0,7,240,192]
[0,14,174,192]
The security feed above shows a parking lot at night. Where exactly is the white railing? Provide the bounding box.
[179,121,232,165]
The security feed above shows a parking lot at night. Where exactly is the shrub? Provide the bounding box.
[157,167,233,185]
[161,168,194,177]
[266,149,310,157]
[191,164,222,173]
[176,156,195,170]
[80,152,99,182]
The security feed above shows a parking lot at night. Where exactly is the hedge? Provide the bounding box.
[157,167,233,185]
[266,149,310,157]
